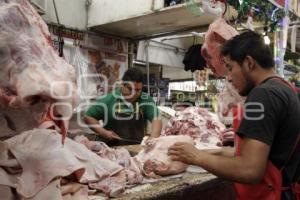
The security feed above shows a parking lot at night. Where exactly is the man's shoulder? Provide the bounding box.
[251,79,288,96]
[96,91,118,103]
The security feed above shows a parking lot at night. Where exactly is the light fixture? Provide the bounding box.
[263,26,270,45]
[264,35,271,45]
[133,60,146,66]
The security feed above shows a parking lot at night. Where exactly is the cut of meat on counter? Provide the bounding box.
[0,130,212,198]
[135,135,195,178]
[74,135,144,186]
[0,129,125,198]
[162,107,226,149]
[0,0,77,141]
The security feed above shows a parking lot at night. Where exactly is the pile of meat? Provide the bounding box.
[74,135,144,186]
[0,130,197,198]
[0,0,77,140]
[75,134,196,180]
[0,129,146,199]
[162,107,226,149]
[1,129,116,199]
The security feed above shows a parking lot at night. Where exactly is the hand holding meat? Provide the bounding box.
[168,142,202,165]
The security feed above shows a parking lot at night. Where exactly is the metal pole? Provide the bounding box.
[149,40,186,52]
[145,40,150,95]
[52,0,60,25]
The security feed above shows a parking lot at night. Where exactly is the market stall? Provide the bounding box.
[1,0,300,199]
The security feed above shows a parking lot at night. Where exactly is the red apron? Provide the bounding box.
[232,104,300,200]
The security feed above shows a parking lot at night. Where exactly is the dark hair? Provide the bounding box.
[221,30,274,69]
[122,68,143,83]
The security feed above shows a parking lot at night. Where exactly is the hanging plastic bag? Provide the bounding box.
[70,47,103,112]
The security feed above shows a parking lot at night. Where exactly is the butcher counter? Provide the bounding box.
[117,172,235,200]
[89,145,236,200]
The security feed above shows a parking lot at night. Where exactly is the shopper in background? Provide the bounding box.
[168,31,300,200]
[84,68,162,146]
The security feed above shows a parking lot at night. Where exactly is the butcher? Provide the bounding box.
[84,68,162,146]
[168,31,300,200]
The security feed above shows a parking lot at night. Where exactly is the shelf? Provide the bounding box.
[88,0,238,39]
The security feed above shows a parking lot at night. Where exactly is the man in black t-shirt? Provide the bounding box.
[168,31,300,200]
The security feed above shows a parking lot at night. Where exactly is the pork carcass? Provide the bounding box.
[201,17,238,77]
[162,107,225,149]
[74,135,131,168]
[74,135,144,186]
[0,0,77,139]
[2,129,123,198]
[135,135,194,178]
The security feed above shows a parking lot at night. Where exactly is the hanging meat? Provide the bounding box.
[217,82,245,117]
[0,0,77,140]
[201,17,238,77]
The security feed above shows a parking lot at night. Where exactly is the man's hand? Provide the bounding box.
[168,142,201,165]
[84,116,121,141]
[103,130,121,140]
[150,119,162,138]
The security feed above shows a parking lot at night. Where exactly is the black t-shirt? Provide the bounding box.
[237,78,300,199]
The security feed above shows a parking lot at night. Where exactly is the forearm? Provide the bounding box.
[203,147,234,157]
[169,139,269,184]
[150,119,162,138]
[194,151,261,184]
[84,116,108,138]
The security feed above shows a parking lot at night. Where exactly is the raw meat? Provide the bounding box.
[3,129,123,198]
[89,170,126,197]
[217,82,245,118]
[0,0,77,139]
[61,182,83,195]
[74,135,144,186]
[135,135,194,178]
[28,179,63,200]
[0,104,43,139]
[201,17,238,77]
[0,185,15,200]
[61,182,89,200]
[125,157,144,185]
[162,107,225,149]
[74,135,131,168]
